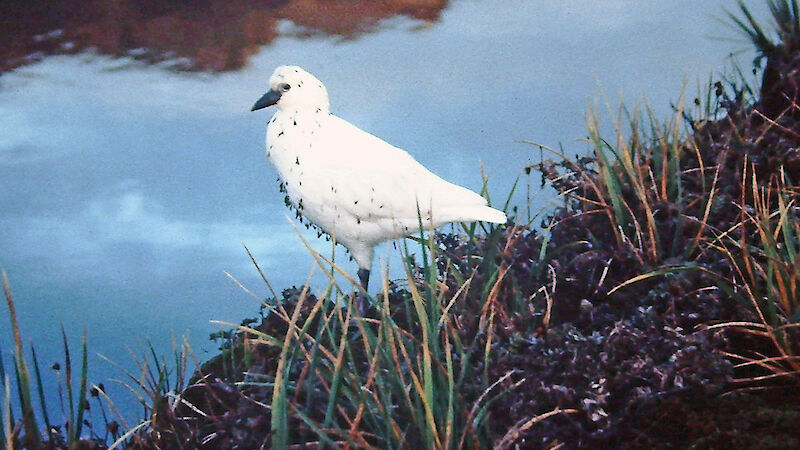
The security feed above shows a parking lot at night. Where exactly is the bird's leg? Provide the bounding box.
[357,268,370,291]
[356,268,370,316]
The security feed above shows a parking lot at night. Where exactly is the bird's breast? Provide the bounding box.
[266,112,323,180]
[265,112,343,229]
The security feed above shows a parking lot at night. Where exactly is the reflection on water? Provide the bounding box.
[0,0,446,72]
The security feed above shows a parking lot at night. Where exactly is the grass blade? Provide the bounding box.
[74,329,89,443]
[30,347,51,436]
[61,324,78,443]
[271,285,311,449]
[3,374,12,449]
[3,269,42,449]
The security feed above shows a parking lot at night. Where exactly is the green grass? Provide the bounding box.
[729,0,800,57]
[220,212,544,449]
[705,166,800,384]
[2,268,190,448]
[2,270,100,448]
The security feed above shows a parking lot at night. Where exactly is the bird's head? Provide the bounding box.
[251,66,330,114]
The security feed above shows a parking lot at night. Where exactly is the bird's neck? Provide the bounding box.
[271,108,330,135]
[277,105,329,117]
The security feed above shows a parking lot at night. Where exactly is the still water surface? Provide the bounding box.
[0,0,769,420]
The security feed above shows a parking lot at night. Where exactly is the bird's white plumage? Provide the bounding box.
[257,65,506,272]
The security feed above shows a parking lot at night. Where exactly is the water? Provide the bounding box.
[0,0,770,426]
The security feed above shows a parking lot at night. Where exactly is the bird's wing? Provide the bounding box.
[305,115,491,221]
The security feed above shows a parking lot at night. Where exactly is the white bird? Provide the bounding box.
[251,65,506,291]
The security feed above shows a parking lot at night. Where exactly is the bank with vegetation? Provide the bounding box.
[4,1,800,448]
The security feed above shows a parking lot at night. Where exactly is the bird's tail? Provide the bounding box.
[443,205,507,224]
[474,206,507,224]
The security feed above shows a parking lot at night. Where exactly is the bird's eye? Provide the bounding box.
[280,83,291,92]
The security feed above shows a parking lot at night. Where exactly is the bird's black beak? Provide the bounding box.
[251,89,282,111]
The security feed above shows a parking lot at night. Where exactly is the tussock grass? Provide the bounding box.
[210,215,567,449]
[706,165,800,384]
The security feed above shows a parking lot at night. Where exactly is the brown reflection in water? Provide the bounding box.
[0,0,446,73]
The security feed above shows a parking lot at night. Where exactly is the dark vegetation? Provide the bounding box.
[4,1,800,448]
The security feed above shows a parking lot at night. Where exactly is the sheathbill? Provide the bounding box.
[251,65,506,292]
